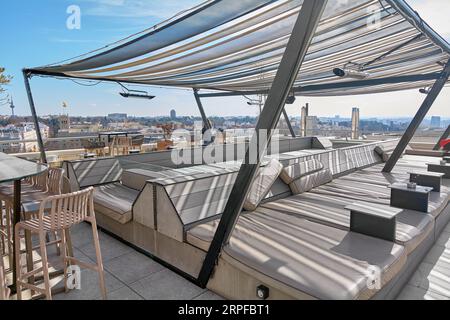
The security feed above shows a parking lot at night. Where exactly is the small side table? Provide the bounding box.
[428,163,450,178]
[443,156,450,163]
[389,183,433,213]
[409,171,444,192]
[346,201,402,242]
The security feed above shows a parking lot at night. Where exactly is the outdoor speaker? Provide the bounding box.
[256,285,270,300]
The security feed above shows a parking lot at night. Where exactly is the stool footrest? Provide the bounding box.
[17,281,46,294]
[21,266,44,280]
[66,257,99,272]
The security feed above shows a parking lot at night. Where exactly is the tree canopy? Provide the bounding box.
[0,67,12,106]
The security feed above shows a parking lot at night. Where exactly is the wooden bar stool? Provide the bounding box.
[1,171,49,259]
[1,205,8,257]
[0,171,48,199]
[1,168,64,272]
[14,187,106,300]
[1,228,10,300]
[1,202,13,271]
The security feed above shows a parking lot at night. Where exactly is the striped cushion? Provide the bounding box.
[280,159,324,184]
[243,159,283,211]
[187,208,407,300]
[263,191,435,255]
[93,183,139,224]
[289,169,333,195]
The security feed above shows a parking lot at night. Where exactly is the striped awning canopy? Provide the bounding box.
[29,0,450,96]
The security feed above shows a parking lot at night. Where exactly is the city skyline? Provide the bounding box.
[1,0,450,118]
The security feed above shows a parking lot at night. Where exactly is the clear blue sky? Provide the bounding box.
[1,0,449,119]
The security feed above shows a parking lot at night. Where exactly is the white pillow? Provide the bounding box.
[280,159,324,184]
[243,159,284,211]
[289,169,333,194]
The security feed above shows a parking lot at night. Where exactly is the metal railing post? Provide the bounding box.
[193,89,212,131]
[283,109,296,138]
[383,59,450,172]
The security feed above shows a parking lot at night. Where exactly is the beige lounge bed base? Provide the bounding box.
[71,141,450,300]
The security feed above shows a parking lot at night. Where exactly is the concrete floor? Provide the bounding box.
[397,222,450,300]
[2,222,222,300]
[50,223,224,300]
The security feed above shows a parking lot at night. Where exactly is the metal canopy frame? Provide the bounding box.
[196,73,443,98]
[196,88,296,138]
[433,125,450,151]
[23,70,47,164]
[197,0,328,287]
[282,108,296,138]
[23,69,442,166]
[386,0,450,55]
[383,59,450,173]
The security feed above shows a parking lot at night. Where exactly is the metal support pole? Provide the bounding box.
[383,59,450,173]
[197,0,328,287]
[433,125,450,150]
[23,70,47,164]
[193,89,212,130]
[283,108,296,137]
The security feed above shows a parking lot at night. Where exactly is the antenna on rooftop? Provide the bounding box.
[9,96,15,117]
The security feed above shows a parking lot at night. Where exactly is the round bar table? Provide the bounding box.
[0,153,48,293]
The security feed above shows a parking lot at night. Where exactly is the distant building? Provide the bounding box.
[0,122,49,153]
[430,116,441,129]
[0,137,20,153]
[108,113,128,122]
[59,114,70,131]
[300,104,309,137]
[170,109,177,120]
[351,107,360,139]
[305,116,318,136]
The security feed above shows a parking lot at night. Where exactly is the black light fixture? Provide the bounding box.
[419,87,431,94]
[285,92,296,104]
[119,91,155,100]
[333,64,370,80]
[118,82,155,100]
